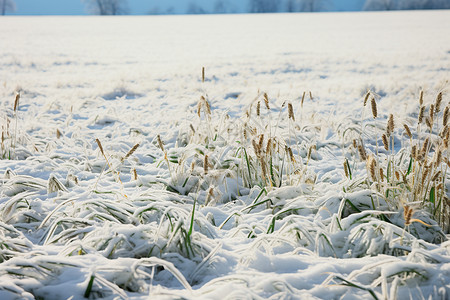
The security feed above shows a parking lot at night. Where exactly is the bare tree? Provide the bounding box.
[83,0,128,15]
[249,0,279,13]
[365,0,450,10]
[364,0,396,10]
[1,0,16,15]
[214,0,226,13]
[187,3,206,14]
[298,0,329,12]
[285,0,330,12]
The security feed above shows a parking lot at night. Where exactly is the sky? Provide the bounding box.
[7,0,367,15]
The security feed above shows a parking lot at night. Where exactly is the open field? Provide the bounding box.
[1,11,450,299]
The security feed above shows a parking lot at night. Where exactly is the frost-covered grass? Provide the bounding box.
[1,11,450,300]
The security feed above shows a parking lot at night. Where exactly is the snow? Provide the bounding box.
[1,10,450,300]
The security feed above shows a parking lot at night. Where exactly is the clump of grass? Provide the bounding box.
[355,89,449,237]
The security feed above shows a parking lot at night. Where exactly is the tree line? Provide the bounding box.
[1,0,449,15]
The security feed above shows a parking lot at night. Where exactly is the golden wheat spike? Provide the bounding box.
[404,205,413,226]
[382,134,389,151]
[358,144,367,161]
[288,102,295,121]
[371,97,377,119]
[443,106,449,126]
[343,161,349,178]
[429,104,435,122]
[123,143,140,161]
[13,93,20,112]
[387,114,394,136]
[403,124,412,138]
[204,154,208,175]
[419,106,425,123]
[157,134,165,152]
[363,90,370,106]
[95,138,105,156]
[263,93,270,110]
[435,91,443,113]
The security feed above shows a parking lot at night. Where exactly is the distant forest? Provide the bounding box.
[2,0,449,16]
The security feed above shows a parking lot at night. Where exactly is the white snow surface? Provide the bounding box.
[1,11,450,300]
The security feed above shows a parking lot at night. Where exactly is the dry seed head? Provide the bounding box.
[309,91,313,100]
[202,67,205,83]
[425,117,432,130]
[343,161,349,178]
[288,102,295,121]
[132,168,138,181]
[124,143,140,161]
[432,171,441,182]
[252,139,260,157]
[403,124,412,138]
[404,205,413,227]
[419,90,424,106]
[352,139,357,149]
[157,134,165,152]
[258,134,264,151]
[445,130,450,149]
[411,144,417,159]
[203,96,211,115]
[371,97,377,119]
[379,167,384,181]
[190,124,196,134]
[95,138,105,156]
[423,166,430,182]
[382,134,389,151]
[444,106,449,126]
[367,155,377,181]
[435,148,442,167]
[56,129,62,139]
[288,147,295,163]
[204,154,209,175]
[301,91,306,107]
[363,90,370,106]
[429,104,435,122]
[387,114,394,136]
[197,100,203,117]
[395,171,400,181]
[435,92,443,113]
[260,156,268,182]
[418,106,425,124]
[14,93,20,112]
[421,137,429,154]
[256,101,261,117]
[445,157,450,168]
[266,138,272,155]
[263,93,270,109]
[358,144,367,161]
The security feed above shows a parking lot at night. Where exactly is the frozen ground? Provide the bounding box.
[1,10,450,300]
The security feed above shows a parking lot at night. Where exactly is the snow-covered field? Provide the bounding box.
[1,10,450,299]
